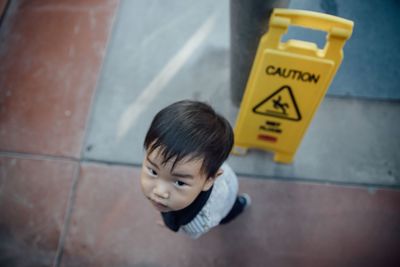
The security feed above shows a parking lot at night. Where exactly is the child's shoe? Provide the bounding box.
[220,193,251,224]
[238,193,251,208]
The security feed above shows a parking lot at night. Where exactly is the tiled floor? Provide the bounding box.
[0,155,78,266]
[58,163,400,267]
[0,1,400,267]
[0,0,118,158]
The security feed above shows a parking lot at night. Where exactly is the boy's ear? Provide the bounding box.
[202,168,224,191]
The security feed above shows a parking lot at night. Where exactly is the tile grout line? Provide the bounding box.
[325,94,400,103]
[0,150,79,163]
[51,0,123,265]
[0,0,10,28]
[52,163,81,267]
[76,0,122,159]
[234,172,400,191]
[81,158,400,191]
[1,149,399,191]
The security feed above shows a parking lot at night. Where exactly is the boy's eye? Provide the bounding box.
[146,167,158,177]
[174,180,186,187]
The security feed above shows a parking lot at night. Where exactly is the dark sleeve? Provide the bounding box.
[160,186,214,233]
[161,212,180,232]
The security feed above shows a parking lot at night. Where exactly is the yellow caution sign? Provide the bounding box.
[233,9,354,163]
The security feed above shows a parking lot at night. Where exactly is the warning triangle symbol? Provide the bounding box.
[252,85,302,121]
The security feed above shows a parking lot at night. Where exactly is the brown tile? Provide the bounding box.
[0,155,78,267]
[61,164,400,267]
[231,179,400,267]
[0,0,119,157]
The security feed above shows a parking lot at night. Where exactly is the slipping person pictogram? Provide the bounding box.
[253,85,302,121]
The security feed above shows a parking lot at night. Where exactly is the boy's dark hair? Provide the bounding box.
[144,100,234,178]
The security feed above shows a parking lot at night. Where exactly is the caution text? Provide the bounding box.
[265,65,320,84]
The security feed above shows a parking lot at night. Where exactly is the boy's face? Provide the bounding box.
[140,147,217,212]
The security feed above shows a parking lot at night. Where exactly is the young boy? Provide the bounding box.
[140,100,250,239]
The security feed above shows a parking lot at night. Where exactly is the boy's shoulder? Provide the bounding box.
[180,163,238,239]
[219,163,236,181]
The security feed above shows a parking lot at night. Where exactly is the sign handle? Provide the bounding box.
[272,9,353,37]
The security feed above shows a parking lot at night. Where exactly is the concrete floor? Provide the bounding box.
[83,0,400,187]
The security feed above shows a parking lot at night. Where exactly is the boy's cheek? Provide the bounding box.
[139,175,150,195]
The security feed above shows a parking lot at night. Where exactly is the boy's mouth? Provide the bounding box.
[149,198,169,211]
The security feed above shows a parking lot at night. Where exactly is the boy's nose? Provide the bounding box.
[153,181,169,199]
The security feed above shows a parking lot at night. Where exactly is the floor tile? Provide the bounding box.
[0,155,78,267]
[0,0,118,157]
[236,178,400,267]
[83,0,229,163]
[61,163,400,267]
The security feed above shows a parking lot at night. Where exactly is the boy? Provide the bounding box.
[140,100,250,239]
